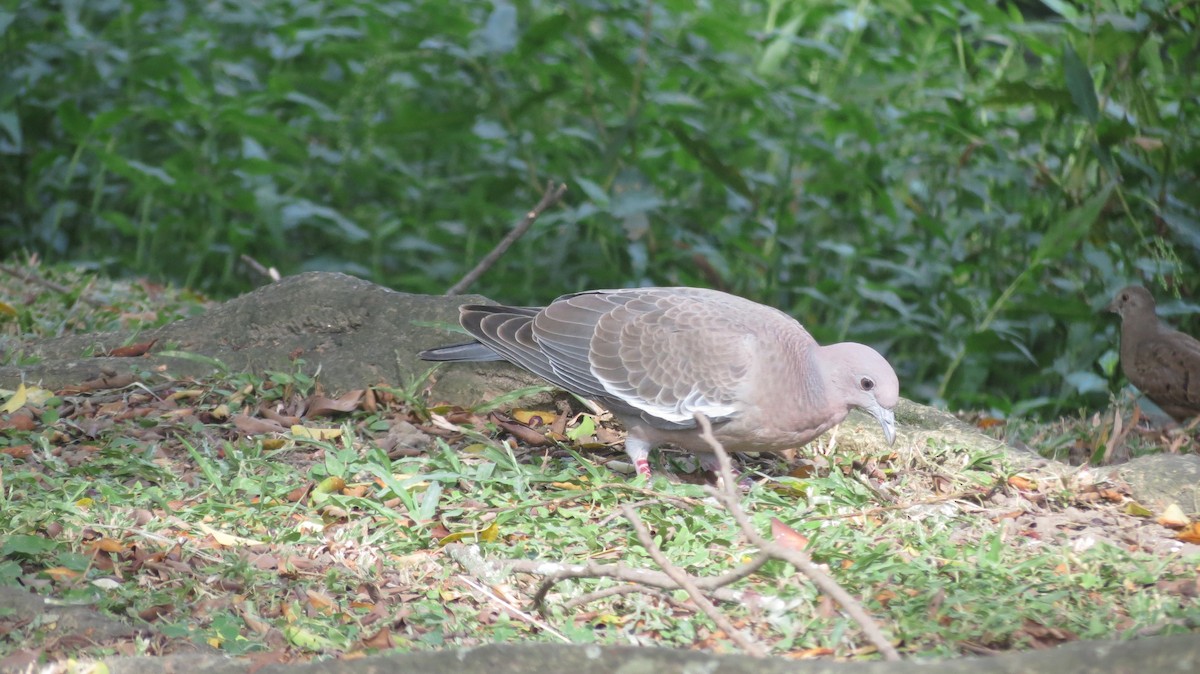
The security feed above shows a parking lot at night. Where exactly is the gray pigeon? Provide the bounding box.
[420,287,899,478]
[1107,285,1200,422]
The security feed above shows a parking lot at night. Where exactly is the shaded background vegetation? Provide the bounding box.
[2,0,1198,417]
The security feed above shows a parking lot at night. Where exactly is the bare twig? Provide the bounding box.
[239,254,280,282]
[456,575,572,643]
[518,552,771,610]
[445,181,568,296]
[0,263,103,307]
[798,488,992,522]
[694,413,903,661]
[445,543,508,585]
[622,504,769,657]
[563,584,694,611]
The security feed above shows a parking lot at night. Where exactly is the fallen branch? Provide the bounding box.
[799,487,995,522]
[445,181,568,296]
[563,584,693,611]
[456,575,571,643]
[516,551,772,610]
[694,412,903,661]
[622,503,769,657]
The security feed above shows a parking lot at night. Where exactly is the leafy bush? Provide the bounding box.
[2,0,1197,416]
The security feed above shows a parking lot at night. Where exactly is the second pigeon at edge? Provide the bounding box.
[1107,285,1200,423]
[420,286,900,479]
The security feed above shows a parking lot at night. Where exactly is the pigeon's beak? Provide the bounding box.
[870,405,896,446]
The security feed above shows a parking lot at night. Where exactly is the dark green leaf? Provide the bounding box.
[1062,42,1100,123]
[0,534,58,557]
[574,177,609,206]
[666,121,753,199]
[589,44,633,88]
[0,111,21,152]
[518,12,570,57]
[1032,183,1115,265]
[985,82,1074,109]
[57,101,88,138]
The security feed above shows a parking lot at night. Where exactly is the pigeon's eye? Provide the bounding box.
[860,377,875,391]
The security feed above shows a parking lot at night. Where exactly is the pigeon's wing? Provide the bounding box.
[1136,330,1200,420]
[454,304,612,400]
[533,288,815,429]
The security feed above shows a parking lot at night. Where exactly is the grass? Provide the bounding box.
[1,266,1198,666]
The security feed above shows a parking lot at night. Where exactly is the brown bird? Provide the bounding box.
[420,287,899,478]
[1107,285,1200,422]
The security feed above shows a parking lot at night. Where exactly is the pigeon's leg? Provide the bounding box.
[698,453,751,490]
[698,452,737,475]
[623,437,653,479]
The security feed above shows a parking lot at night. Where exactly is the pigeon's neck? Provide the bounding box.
[761,336,826,420]
[1121,309,1164,349]
[798,354,827,409]
[798,345,835,409]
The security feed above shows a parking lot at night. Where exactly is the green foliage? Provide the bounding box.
[2,0,1198,416]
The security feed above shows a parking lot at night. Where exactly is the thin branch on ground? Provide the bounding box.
[0,263,104,307]
[799,487,995,522]
[445,181,568,296]
[515,554,768,610]
[563,584,694,611]
[622,503,769,658]
[456,575,572,643]
[445,542,508,585]
[694,413,903,662]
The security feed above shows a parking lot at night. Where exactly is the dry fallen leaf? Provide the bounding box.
[438,521,500,546]
[138,604,174,622]
[512,408,556,427]
[1175,522,1200,544]
[0,410,37,431]
[1,383,28,414]
[305,589,338,614]
[196,522,263,547]
[306,390,364,417]
[1007,475,1034,491]
[90,538,127,554]
[1124,502,1153,518]
[770,517,809,551]
[101,339,158,358]
[1157,504,1190,528]
[290,425,342,441]
[1,444,32,459]
[232,414,287,435]
[489,411,550,446]
[43,567,82,582]
[358,626,394,650]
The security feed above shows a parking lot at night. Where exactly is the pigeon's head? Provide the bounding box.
[1107,285,1156,318]
[825,343,899,445]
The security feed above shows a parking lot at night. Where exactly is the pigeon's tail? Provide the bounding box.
[419,342,504,362]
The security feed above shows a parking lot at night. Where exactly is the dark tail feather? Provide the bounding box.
[419,341,504,362]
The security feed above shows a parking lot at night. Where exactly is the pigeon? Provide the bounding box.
[1107,285,1200,423]
[420,287,899,478]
